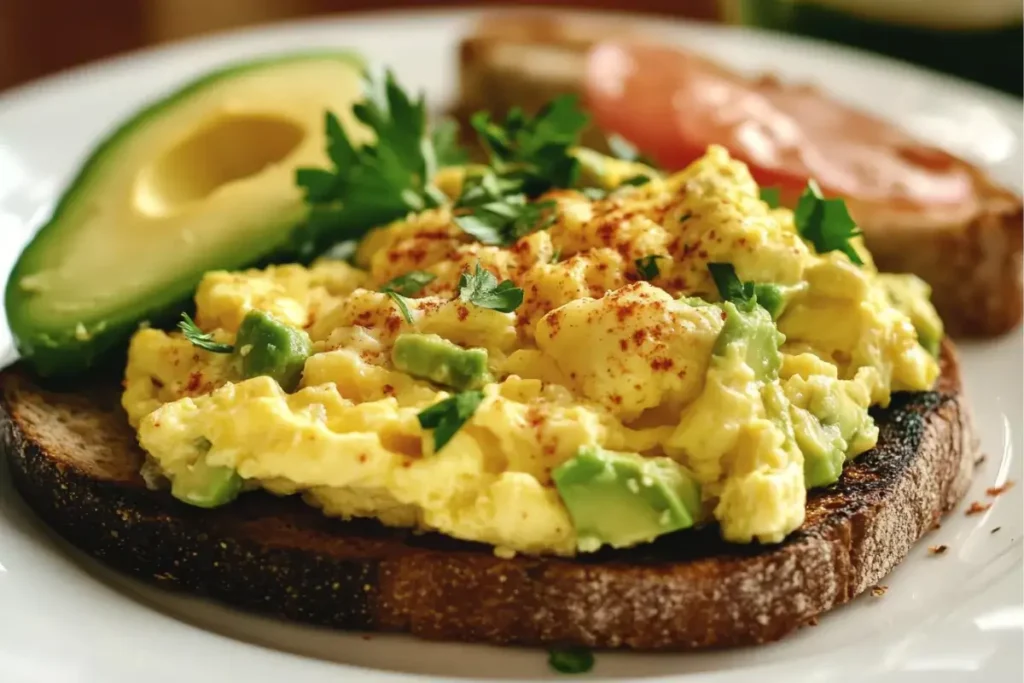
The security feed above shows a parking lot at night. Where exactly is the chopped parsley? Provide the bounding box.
[179,313,233,354]
[548,647,594,675]
[380,270,436,324]
[708,262,757,311]
[759,186,781,208]
[458,264,524,313]
[431,117,468,167]
[635,255,666,281]
[417,390,485,452]
[471,95,589,196]
[621,174,652,187]
[381,270,436,296]
[794,180,864,265]
[454,170,556,246]
[295,69,448,254]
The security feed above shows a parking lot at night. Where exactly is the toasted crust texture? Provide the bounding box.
[0,339,974,649]
[455,13,1023,337]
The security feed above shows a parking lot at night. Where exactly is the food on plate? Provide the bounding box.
[1,53,976,650]
[456,12,1023,337]
[4,52,368,377]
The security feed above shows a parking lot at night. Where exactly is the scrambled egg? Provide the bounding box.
[123,146,940,556]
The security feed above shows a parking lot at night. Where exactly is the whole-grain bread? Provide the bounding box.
[454,13,1023,338]
[0,338,974,649]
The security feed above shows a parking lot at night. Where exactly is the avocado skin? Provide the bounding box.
[234,310,312,392]
[5,51,364,379]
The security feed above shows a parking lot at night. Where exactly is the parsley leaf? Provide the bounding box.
[431,117,468,167]
[295,69,448,253]
[454,170,556,246]
[418,390,485,452]
[707,262,756,311]
[381,270,436,296]
[635,255,666,281]
[621,174,652,187]
[384,291,414,324]
[759,186,781,208]
[548,647,595,675]
[471,95,589,196]
[178,313,234,354]
[458,263,524,313]
[794,180,864,265]
[606,133,659,169]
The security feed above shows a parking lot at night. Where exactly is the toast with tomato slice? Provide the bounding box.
[454,13,1023,337]
[0,337,975,649]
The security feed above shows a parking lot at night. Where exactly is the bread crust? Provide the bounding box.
[454,13,1023,337]
[0,339,974,649]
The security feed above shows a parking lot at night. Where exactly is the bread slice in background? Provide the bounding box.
[0,338,974,649]
[455,12,1023,337]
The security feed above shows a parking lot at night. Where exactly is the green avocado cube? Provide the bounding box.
[171,456,243,508]
[553,445,702,552]
[391,333,491,390]
[713,301,785,381]
[233,310,311,392]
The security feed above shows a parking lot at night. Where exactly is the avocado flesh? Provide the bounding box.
[391,333,491,390]
[234,310,311,392]
[6,52,367,377]
[713,301,784,381]
[170,457,243,509]
[553,445,702,552]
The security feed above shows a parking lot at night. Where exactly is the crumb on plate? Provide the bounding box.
[966,501,992,516]
[986,481,1015,497]
[928,544,948,555]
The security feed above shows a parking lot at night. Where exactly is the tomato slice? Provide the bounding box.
[584,42,974,207]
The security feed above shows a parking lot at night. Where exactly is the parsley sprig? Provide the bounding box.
[707,262,788,319]
[451,96,588,246]
[454,170,556,246]
[295,69,448,254]
[794,180,863,265]
[759,186,781,208]
[380,270,435,324]
[418,390,485,452]
[178,313,233,354]
[458,263,524,313]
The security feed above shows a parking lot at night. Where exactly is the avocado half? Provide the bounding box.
[5,52,366,377]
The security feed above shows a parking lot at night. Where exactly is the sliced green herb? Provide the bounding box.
[548,647,594,675]
[385,291,414,324]
[635,255,666,281]
[417,390,485,452]
[179,313,234,354]
[551,248,562,264]
[708,263,756,311]
[381,270,436,296]
[471,95,588,196]
[759,186,781,208]
[295,69,448,253]
[794,180,864,265]
[453,169,556,246]
[458,263,524,313]
[621,174,652,187]
[431,117,468,167]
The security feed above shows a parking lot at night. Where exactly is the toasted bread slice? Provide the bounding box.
[0,338,974,649]
[455,13,1023,337]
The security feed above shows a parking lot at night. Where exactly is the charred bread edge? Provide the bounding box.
[0,338,974,649]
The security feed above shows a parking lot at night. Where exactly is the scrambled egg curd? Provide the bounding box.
[122,146,942,557]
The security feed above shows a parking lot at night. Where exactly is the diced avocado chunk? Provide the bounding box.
[171,457,242,508]
[553,445,702,552]
[713,301,784,381]
[877,273,943,356]
[5,52,366,377]
[391,333,491,390]
[752,283,786,320]
[790,407,847,488]
[234,310,311,392]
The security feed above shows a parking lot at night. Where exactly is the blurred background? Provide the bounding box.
[0,0,1020,96]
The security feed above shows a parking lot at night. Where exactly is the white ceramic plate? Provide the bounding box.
[0,8,1021,683]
